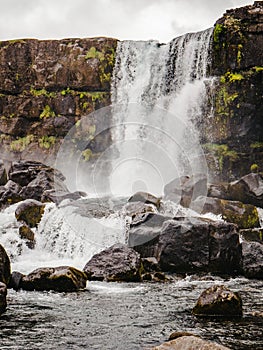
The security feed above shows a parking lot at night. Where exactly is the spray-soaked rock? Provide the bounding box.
[0,244,11,285]
[15,199,45,227]
[83,243,143,282]
[0,160,7,186]
[0,282,7,314]
[192,285,243,318]
[128,192,161,209]
[20,266,87,292]
[242,240,263,279]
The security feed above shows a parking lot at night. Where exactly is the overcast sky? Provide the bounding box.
[0,0,254,43]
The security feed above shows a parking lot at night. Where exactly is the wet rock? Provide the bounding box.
[194,196,260,229]
[20,266,87,292]
[151,335,230,349]
[123,201,157,222]
[15,199,45,227]
[0,180,23,207]
[0,244,11,285]
[142,257,160,272]
[208,183,228,199]
[19,225,35,249]
[164,174,207,208]
[8,271,24,291]
[129,215,241,275]
[41,189,86,204]
[192,285,243,318]
[0,282,7,314]
[0,160,7,186]
[128,192,161,209]
[83,243,142,282]
[239,228,263,243]
[242,240,263,279]
[168,331,198,341]
[228,173,263,208]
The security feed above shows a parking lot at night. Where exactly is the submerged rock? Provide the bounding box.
[83,243,142,282]
[20,266,87,292]
[0,282,7,314]
[128,192,161,209]
[194,196,260,229]
[15,199,45,227]
[242,240,263,279]
[192,285,243,318]
[0,244,11,285]
[129,215,241,275]
[151,335,230,349]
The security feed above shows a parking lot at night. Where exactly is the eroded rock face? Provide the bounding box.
[129,215,241,275]
[192,285,243,318]
[0,37,117,163]
[151,335,230,350]
[83,243,142,282]
[20,266,87,292]
[0,244,11,285]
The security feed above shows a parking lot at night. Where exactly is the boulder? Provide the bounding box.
[129,215,241,275]
[15,199,45,227]
[0,180,22,207]
[194,196,260,229]
[0,283,7,314]
[8,271,24,291]
[19,225,35,249]
[239,228,263,243]
[83,243,142,282]
[242,240,263,279]
[192,285,243,318]
[151,335,230,350]
[41,189,86,204]
[0,160,7,186]
[128,192,161,209]
[20,266,87,292]
[163,174,207,209]
[207,183,228,199]
[227,173,263,208]
[0,244,11,285]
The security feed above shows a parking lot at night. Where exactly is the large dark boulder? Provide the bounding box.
[15,199,45,227]
[0,160,7,186]
[128,192,161,209]
[151,335,230,350]
[194,196,260,229]
[8,271,24,291]
[129,215,241,275]
[0,283,7,314]
[163,174,207,209]
[20,266,87,292]
[242,240,263,279]
[227,173,263,208]
[0,244,11,285]
[0,180,23,207]
[192,285,243,318]
[83,243,143,282]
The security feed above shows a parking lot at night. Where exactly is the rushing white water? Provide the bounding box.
[110,28,213,197]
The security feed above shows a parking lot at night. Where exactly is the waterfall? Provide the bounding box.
[109,28,213,196]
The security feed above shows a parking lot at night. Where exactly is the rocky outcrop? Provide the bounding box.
[20,266,87,292]
[151,335,230,350]
[129,215,241,275]
[0,37,117,164]
[0,244,11,285]
[202,1,263,181]
[192,285,243,318]
[83,243,143,282]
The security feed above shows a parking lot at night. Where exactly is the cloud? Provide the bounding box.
[0,0,254,42]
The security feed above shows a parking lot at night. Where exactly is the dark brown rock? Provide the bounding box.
[0,282,7,314]
[0,180,23,207]
[239,228,263,243]
[168,332,199,341]
[242,240,263,279]
[192,285,243,318]
[128,192,161,209]
[83,243,142,282]
[151,335,230,350]
[15,199,45,227]
[194,195,260,229]
[20,266,87,292]
[0,160,7,186]
[41,189,86,204]
[19,225,35,249]
[129,215,241,275]
[0,244,11,285]
[8,271,24,291]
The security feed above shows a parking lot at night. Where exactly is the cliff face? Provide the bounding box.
[202,1,263,181]
[0,37,117,164]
